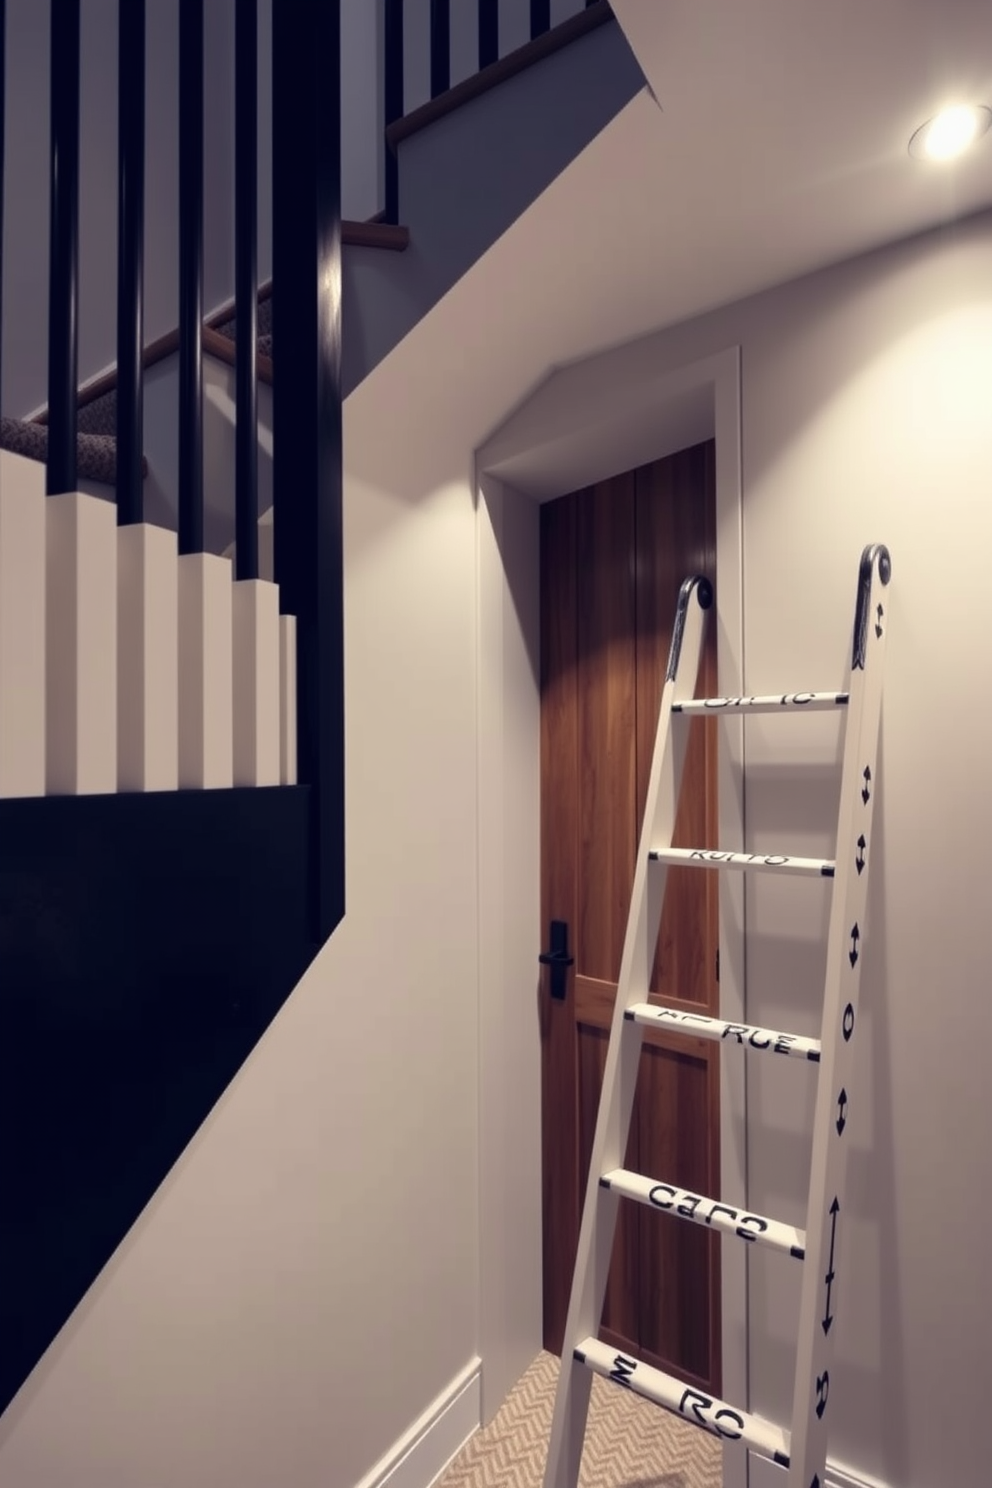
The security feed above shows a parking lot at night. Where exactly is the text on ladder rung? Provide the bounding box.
[608,1354,746,1441]
[634,1005,818,1059]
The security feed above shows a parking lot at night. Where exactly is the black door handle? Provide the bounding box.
[539,919,574,1001]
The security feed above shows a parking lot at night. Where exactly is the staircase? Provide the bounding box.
[0,0,644,1423]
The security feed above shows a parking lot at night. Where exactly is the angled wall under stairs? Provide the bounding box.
[0,448,307,1415]
[0,0,645,1429]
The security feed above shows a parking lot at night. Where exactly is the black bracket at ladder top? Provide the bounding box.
[665,575,713,681]
[852,544,891,670]
[539,920,574,1001]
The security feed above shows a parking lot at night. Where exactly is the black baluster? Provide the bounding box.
[178,0,203,554]
[116,0,145,524]
[430,0,449,97]
[47,0,80,496]
[272,0,344,940]
[235,0,258,580]
[383,0,403,224]
[530,0,551,40]
[478,0,498,70]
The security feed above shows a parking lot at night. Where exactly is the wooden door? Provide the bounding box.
[540,440,721,1393]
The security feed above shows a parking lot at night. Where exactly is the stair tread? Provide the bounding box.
[600,1167,806,1257]
[625,1002,821,1061]
[650,847,835,877]
[0,415,146,485]
[574,1337,791,1466]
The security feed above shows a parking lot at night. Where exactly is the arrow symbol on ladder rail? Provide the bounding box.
[862,767,872,805]
[836,1089,848,1135]
[849,924,860,967]
[856,835,866,874]
[822,1197,840,1335]
[875,603,884,638]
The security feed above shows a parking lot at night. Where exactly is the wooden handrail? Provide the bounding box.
[30,218,406,426]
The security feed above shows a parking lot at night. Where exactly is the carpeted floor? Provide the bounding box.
[435,1351,722,1488]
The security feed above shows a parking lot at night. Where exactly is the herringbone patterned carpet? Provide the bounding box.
[435,1352,722,1488]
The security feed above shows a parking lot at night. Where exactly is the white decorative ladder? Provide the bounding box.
[542,544,892,1488]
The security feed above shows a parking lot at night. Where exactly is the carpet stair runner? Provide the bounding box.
[0,297,272,486]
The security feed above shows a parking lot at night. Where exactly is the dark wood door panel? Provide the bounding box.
[637,1041,721,1387]
[635,444,719,1013]
[540,440,720,1389]
[577,1025,640,1346]
[575,473,637,984]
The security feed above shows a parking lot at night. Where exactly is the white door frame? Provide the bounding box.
[475,344,748,1488]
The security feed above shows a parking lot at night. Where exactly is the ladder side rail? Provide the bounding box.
[788,545,891,1488]
[542,576,712,1488]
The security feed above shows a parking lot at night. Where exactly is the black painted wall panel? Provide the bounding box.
[0,788,319,1416]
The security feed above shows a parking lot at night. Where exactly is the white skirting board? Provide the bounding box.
[749,1448,892,1488]
[352,1357,481,1488]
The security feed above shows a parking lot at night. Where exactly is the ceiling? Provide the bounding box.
[350,0,992,507]
[604,0,992,326]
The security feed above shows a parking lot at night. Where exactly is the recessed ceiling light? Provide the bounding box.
[909,104,992,161]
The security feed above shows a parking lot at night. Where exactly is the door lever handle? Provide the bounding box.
[539,919,574,1001]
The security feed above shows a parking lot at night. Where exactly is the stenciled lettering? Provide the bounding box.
[815,1370,830,1419]
[610,1353,637,1389]
[721,1021,798,1056]
[678,1388,744,1440]
[648,1187,780,1248]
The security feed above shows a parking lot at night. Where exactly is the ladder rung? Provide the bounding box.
[574,1337,791,1466]
[650,847,835,878]
[625,1003,820,1061]
[600,1169,806,1258]
[673,691,848,715]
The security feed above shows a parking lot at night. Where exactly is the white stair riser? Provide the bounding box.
[178,553,234,789]
[46,492,118,794]
[118,522,179,791]
[280,614,298,786]
[0,459,46,795]
[232,579,281,787]
[0,483,297,797]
